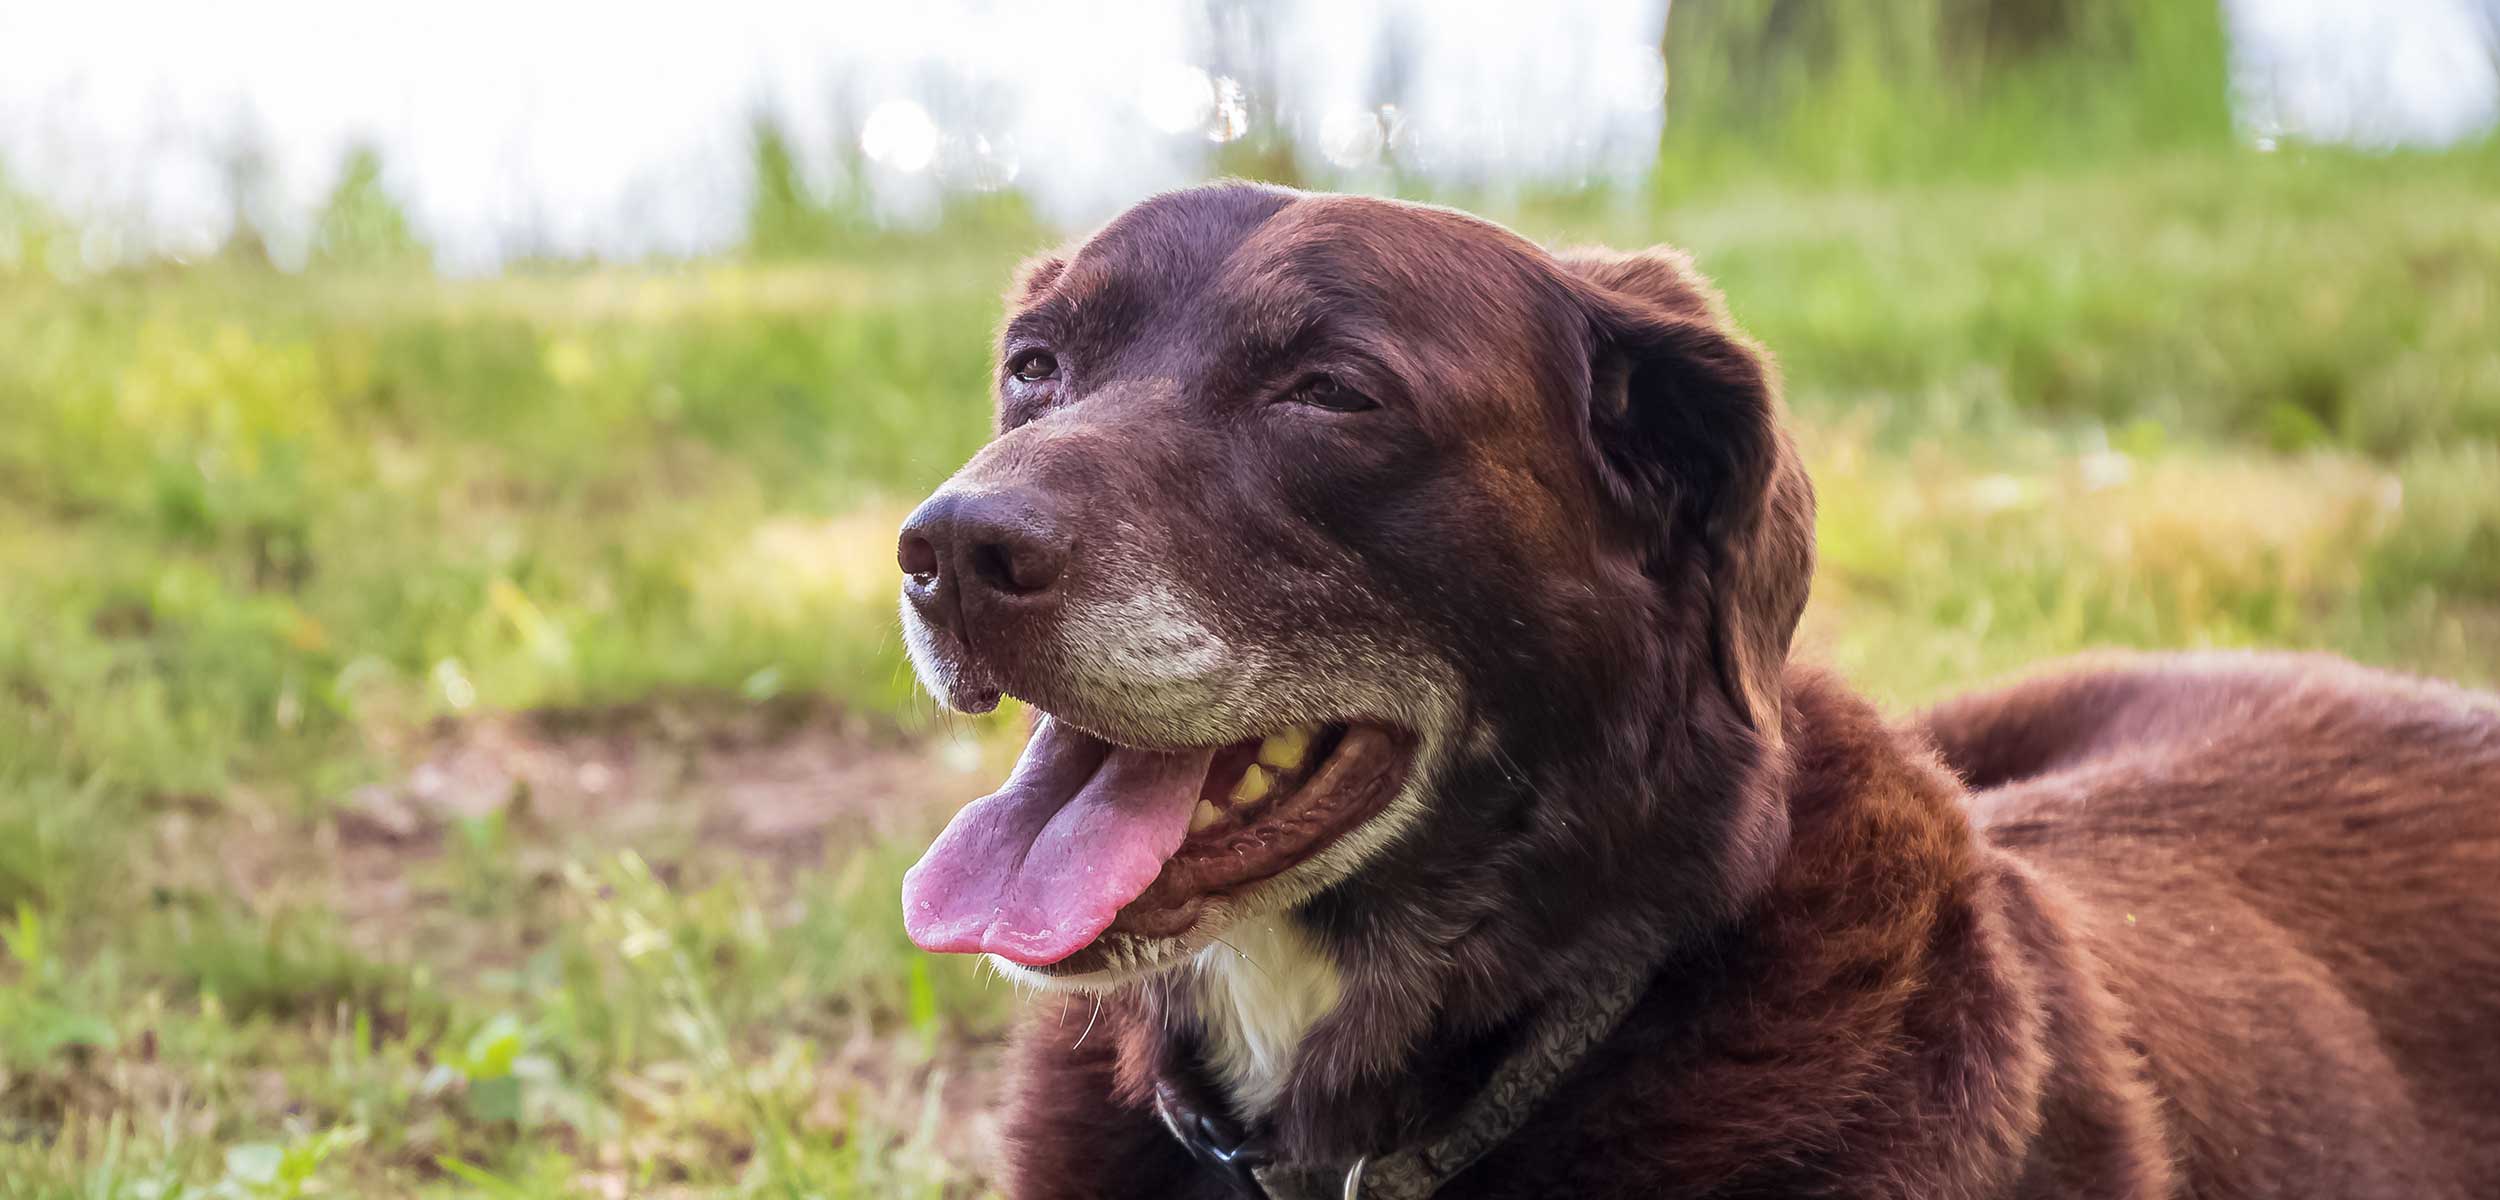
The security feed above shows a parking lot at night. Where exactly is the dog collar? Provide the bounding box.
[1153,945,1665,1200]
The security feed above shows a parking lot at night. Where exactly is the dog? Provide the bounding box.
[893,182,2500,1198]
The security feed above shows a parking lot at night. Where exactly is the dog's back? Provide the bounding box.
[1925,653,2500,1196]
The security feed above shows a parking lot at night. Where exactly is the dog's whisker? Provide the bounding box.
[1493,744,1559,816]
[1206,933,1276,986]
[1071,994,1104,1050]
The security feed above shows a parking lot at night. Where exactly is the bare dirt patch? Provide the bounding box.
[155,698,1021,1184]
[234,697,1009,936]
[346,698,986,854]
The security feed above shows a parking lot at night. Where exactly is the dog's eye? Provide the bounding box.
[1289,374,1376,413]
[1008,350,1059,383]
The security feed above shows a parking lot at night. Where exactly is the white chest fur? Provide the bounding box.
[1190,919,1343,1116]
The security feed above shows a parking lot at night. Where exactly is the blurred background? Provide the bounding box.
[0,1,2495,1195]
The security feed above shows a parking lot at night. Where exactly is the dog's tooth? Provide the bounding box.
[1191,799,1223,833]
[1257,726,1312,771]
[1231,766,1272,805]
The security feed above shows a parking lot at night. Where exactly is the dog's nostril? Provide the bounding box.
[898,534,940,580]
[970,540,1054,595]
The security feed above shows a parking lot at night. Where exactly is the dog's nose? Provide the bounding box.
[898,487,1073,634]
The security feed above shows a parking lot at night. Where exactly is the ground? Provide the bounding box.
[1,149,2497,1197]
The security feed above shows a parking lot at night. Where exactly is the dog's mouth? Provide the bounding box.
[901,715,1418,968]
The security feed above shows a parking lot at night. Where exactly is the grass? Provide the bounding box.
[2,131,2498,1195]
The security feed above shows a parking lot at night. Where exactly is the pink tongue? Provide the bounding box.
[902,717,1214,966]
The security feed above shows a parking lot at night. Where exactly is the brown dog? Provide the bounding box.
[894,183,2500,1198]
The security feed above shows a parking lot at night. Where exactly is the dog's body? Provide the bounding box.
[894,184,2500,1198]
[1001,654,2500,1198]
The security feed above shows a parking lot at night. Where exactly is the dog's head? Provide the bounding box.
[898,184,1812,987]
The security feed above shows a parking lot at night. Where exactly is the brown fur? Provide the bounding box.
[906,185,2500,1198]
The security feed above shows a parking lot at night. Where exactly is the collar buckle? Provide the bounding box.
[1341,1155,1369,1199]
[1153,1085,1376,1200]
[1156,1086,1273,1198]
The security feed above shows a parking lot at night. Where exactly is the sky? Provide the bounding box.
[0,0,2492,272]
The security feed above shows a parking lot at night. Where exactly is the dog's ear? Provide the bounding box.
[1560,247,1815,746]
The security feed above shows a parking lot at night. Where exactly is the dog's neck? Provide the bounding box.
[1185,918,1343,1117]
[1138,665,1814,1152]
[1125,669,2164,1191]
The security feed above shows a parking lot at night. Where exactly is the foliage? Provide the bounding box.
[745,115,850,260]
[1658,0,2237,190]
[310,146,430,272]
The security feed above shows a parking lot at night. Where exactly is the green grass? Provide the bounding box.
[1,138,2497,1195]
